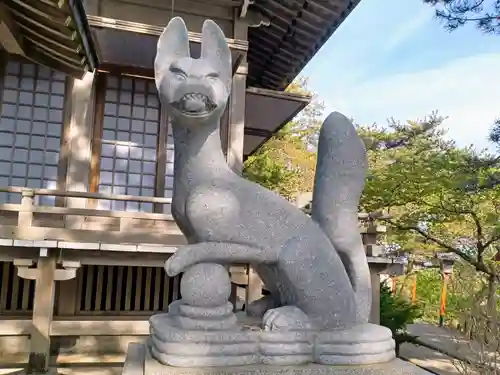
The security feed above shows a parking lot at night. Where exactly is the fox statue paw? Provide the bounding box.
[246,295,279,318]
[263,306,315,331]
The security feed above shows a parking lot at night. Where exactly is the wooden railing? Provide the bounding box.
[76,264,176,316]
[0,186,185,247]
[0,261,180,318]
[0,261,34,315]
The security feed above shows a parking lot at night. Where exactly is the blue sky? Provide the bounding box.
[301,0,500,151]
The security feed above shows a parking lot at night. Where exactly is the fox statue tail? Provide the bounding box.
[311,112,371,322]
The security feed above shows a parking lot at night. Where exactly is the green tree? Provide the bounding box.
[379,282,422,356]
[360,114,500,326]
[424,0,500,34]
[243,77,323,200]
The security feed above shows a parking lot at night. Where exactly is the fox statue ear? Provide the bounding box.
[155,17,191,92]
[201,19,232,93]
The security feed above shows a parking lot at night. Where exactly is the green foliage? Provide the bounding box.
[409,269,468,324]
[243,76,323,200]
[379,282,422,355]
[360,114,500,279]
[245,73,500,325]
[395,265,487,328]
[410,270,443,323]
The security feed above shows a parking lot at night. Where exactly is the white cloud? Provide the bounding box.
[324,53,500,151]
[383,7,433,53]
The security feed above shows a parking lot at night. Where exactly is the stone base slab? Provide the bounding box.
[123,343,432,375]
[149,312,395,366]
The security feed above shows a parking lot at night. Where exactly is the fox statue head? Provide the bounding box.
[154,17,232,127]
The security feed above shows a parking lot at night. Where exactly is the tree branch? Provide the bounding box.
[469,211,485,252]
[483,233,500,250]
[384,218,494,276]
[424,0,500,34]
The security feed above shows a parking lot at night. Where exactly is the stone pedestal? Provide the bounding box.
[149,262,395,368]
[123,343,433,375]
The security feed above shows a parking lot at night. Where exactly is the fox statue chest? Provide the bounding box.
[172,176,240,242]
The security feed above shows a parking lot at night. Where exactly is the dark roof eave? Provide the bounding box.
[68,0,99,72]
[247,0,361,90]
[2,0,99,78]
[244,88,311,158]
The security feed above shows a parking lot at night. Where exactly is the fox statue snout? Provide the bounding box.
[169,75,218,118]
[154,17,232,126]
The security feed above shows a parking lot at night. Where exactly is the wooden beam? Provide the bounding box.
[244,127,273,138]
[51,319,150,336]
[28,252,57,373]
[0,4,24,55]
[0,318,152,337]
[0,319,31,336]
[0,225,185,246]
[226,12,248,173]
[87,15,248,52]
[154,108,168,213]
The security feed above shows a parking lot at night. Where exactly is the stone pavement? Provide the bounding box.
[399,322,500,375]
[399,342,475,375]
[407,324,479,363]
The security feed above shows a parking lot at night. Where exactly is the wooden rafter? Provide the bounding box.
[0,4,24,55]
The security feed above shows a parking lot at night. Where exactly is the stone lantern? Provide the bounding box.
[436,252,459,326]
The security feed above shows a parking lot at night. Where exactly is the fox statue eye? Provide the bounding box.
[206,72,219,81]
[170,67,187,79]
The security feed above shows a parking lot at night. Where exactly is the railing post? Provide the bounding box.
[18,189,34,228]
[28,249,57,374]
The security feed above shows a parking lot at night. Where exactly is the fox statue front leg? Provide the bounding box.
[166,234,359,331]
[166,241,316,331]
[165,242,313,331]
[165,242,280,276]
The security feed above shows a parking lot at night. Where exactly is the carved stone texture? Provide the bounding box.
[151,15,395,367]
[180,263,231,307]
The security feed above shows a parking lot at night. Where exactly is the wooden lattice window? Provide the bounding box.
[0,60,65,205]
[89,73,176,212]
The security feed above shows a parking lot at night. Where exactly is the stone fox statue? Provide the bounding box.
[156,17,371,331]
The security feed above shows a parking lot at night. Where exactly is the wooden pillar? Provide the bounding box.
[369,268,381,324]
[227,16,263,306]
[63,71,96,229]
[227,66,247,172]
[56,277,78,316]
[245,265,263,307]
[28,251,57,374]
[226,15,247,173]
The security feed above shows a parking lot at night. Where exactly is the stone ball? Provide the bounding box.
[180,263,231,307]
